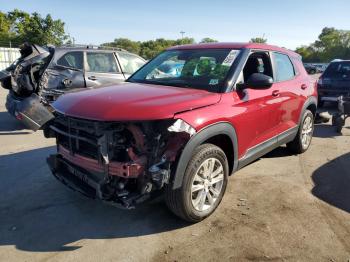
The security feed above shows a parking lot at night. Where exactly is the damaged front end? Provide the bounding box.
[46,114,195,208]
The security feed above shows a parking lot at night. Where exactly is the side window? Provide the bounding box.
[242,52,273,82]
[118,52,145,74]
[57,51,83,70]
[273,53,295,82]
[86,52,119,73]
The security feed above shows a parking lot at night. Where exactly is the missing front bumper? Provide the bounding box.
[47,154,150,209]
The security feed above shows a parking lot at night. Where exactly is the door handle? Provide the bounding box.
[88,76,97,81]
[272,90,280,97]
[301,84,307,90]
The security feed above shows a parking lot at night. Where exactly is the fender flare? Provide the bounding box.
[172,122,238,189]
[298,96,317,126]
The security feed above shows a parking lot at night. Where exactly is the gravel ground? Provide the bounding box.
[0,84,349,262]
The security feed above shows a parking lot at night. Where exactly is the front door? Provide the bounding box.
[232,51,281,157]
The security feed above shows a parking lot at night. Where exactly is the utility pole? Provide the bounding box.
[180,31,185,43]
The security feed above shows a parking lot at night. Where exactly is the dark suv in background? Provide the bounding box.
[1,43,146,130]
[318,60,350,106]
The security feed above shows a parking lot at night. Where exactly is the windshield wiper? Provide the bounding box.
[128,79,191,88]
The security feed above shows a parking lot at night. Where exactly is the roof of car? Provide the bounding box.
[55,47,123,52]
[53,46,146,60]
[168,42,299,57]
[330,59,350,63]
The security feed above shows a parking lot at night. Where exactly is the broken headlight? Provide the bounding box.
[168,119,196,136]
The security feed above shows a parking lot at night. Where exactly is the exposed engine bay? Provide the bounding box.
[45,114,194,208]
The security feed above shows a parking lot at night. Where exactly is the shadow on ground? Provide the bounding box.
[313,124,340,138]
[312,152,350,214]
[0,111,29,133]
[0,147,188,252]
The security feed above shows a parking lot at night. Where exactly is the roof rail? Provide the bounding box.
[331,59,343,63]
[58,44,127,52]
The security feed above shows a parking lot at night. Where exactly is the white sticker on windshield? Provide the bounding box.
[222,50,239,66]
[209,79,219,85]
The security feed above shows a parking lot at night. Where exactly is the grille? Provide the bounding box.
[53,114,101,160]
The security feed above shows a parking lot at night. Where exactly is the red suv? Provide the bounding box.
[45,43,317,222]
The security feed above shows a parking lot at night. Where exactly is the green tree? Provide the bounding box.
[200,37,218,43]
[102,37,197,59]
[143,37,195,59]
[250,37,267,43]
[295,27,350,62]
[0,9,69,46]
[102,38,141,54]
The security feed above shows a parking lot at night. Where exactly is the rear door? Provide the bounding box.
[84,51,125,87]
[45,51,85,90]
[271,52,305,133]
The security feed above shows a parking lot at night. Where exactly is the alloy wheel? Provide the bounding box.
[191,158,224,212]
[301,115,313,148]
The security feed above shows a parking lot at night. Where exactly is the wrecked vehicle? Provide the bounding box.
[45,43,317,222]
[1,43,146,130]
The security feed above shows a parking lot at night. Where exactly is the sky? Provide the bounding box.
[1,0,350,50]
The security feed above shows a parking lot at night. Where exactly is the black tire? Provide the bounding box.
[335,117,344,133]
[165,143,229,222]
[287,110,314,154]
[332,114,341,126]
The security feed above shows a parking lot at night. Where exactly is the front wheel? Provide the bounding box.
[165,144,228,222]
[287,110,314,154]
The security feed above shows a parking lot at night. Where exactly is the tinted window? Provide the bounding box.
[87,52,119,73]
[243,52,273,82]
[118,52,145,74]
[57,51,83,70]
[273,53,295,82]
[323,61,350,79]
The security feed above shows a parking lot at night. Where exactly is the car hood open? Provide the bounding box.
[52,82,221,121]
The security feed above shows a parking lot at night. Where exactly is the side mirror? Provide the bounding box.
[239,73,273,90]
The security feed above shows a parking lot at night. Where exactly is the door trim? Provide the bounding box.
[238,126,298,169]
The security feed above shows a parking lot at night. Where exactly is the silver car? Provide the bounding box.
[1,43,146,130]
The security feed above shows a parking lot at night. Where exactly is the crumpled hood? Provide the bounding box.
[52,82,221,121]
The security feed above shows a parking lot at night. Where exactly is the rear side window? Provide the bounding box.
[118,52,145,74]
[86,52,119,73]
[273,53,295,82]
[57,51,83,70]
[323,62,350,78]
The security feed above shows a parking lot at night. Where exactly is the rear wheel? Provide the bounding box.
[165,144,228,222]
[287,110,314,154]
[335,116,344,133]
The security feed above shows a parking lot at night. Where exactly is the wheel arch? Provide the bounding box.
[172,122,238,189]
[299,96,317,125]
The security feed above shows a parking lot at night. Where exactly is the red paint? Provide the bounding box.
[53,43,316,161]
[52,83,220,121]
[168,42,299,58]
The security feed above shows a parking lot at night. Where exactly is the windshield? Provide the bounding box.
[128,49,240,92]
[323,61,350,79]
